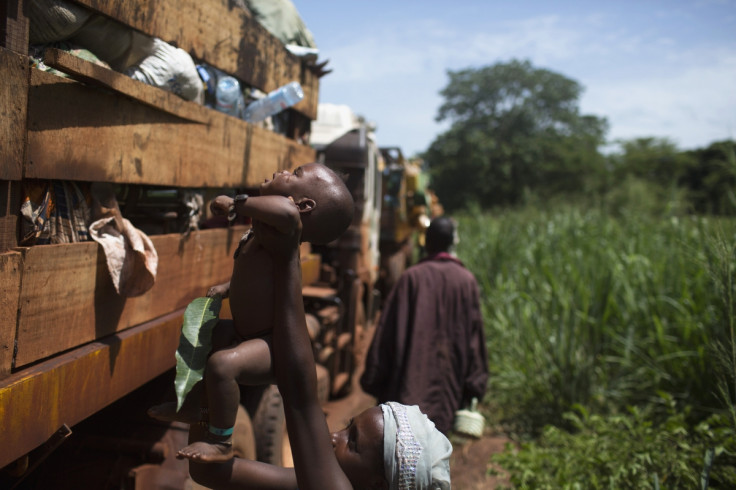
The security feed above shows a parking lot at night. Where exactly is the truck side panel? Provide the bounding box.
[26,59,312,187]
[0,0,319,473]
[14,227,244,368]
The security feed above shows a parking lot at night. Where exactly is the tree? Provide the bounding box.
[608,137,691,186]
[683,140,736,215]
[423,59,608,210]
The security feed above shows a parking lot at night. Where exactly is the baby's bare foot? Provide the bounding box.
[147,402,201,425]
[176,439,233,463]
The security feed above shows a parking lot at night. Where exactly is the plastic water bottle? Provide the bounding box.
[215,76,244,118]
[243,81,304,123]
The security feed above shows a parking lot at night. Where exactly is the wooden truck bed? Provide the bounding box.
[0,0,319,470]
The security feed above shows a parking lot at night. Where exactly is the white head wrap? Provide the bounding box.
[381,402,452,489]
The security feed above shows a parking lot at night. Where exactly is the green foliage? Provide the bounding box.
[174,295,222,411]
[601,138,736,217]
[705,227,736,431]
[456,207,736,432]
[608,137,693,188]
[601,176,691,219]
[493,399,736,489]
[421,57,735,216]
[683,140,736,215]
[423,59,608,210]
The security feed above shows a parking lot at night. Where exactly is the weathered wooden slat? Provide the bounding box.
[0,252,21,378]
[72,0,319,120]
[0,47,27,181]
[0,0,29,55]
[26,68,316,187]
[0,310,183,470]
[14,226,245,367]
[44,47,210,124]
[0,180,21,253]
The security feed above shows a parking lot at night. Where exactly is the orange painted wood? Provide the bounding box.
[0,310,183,470]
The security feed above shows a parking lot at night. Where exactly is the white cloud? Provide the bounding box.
[582,53,736,147]
[315,7,736,154]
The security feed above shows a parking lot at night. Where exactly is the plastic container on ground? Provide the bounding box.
[453,397,485,438]
[215,76,245,118]
[243,81,303,123]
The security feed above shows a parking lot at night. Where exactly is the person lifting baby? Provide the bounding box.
[148,162,354,462]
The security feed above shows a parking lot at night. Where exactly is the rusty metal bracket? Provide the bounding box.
[1,424,72,489]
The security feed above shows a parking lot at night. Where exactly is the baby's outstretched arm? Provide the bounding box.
[211,194,299,235]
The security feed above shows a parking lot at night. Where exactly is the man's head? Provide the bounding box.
[424,216,456,255]
[260,162,354,244]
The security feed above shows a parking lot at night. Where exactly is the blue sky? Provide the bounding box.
[293,0,736,156]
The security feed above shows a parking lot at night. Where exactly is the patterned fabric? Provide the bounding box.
[21,180,91,245]
[390,402,422,489]
[382,403,452,490]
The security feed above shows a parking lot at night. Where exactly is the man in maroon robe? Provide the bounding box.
[360,216,489,434]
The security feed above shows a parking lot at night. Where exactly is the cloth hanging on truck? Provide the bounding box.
[89,215,159,297]
[89,183,159,297]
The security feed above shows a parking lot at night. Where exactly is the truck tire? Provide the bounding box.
[232,403,256,460]
[316,363,330,404]
[250,365,331,467]
[280,365,330,468]
[251,384,286,465]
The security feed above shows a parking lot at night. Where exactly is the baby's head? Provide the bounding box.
[260,162,354,244]
[331,403,452,490]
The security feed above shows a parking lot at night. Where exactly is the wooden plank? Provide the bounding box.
[72,0,319,120]
[0,252,21,378]
[0,0,29,55]
[44,47,209,124]
[26,68,316,187]
[0,180,21,253]
[14,226,245,367]
[0,310,183,470]
[0,47,27,180]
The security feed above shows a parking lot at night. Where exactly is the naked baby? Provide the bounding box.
[149,162,354,463]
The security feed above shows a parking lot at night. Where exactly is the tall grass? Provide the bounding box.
[455,205,736,433]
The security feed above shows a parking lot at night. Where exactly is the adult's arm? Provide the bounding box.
[268,214,353,490]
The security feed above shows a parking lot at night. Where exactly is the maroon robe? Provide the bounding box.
[360,253,489,433]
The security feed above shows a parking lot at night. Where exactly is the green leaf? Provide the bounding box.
[174,295,222,411]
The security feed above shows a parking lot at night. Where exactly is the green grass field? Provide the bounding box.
[454,205,736,487]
